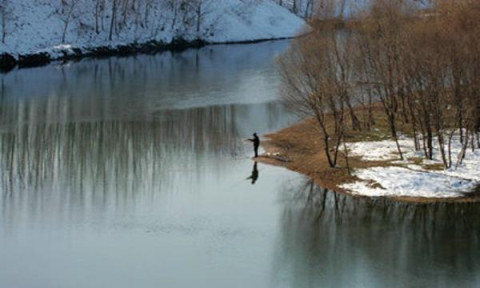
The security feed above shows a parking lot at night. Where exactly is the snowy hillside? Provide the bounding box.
[0,0,306,60]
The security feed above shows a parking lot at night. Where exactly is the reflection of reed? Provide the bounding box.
[273,179,480,288]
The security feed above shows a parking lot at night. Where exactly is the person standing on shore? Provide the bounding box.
[248,133,260,158]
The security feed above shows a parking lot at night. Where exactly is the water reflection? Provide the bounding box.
[0,40,290,121]
[2,39,477,288]
[0,102,291,230]
[0,40,296,233]
[275,179,480,287]
[247,162,259,185]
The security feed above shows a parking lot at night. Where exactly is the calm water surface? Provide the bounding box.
[1,41,479,288]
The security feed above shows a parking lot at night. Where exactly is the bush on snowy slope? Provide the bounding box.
[0,0,305,69]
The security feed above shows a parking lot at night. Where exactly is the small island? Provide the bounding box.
[258,1,480,202]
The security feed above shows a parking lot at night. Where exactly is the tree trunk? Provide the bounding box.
[437,132,448,169]
[62,20,69,43]
[1,11,6,43]
[95,0,100,34]
[456,129,470,168]
[315,113,335,168]
[343,136,351,175]
[447,129,455,168]
[386,109,403,160]
[109,0,117,41]
[196,2,201,36]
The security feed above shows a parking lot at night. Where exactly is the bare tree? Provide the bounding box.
[0,0,13,43]
[94,0,106,34]
[164,0,181,30]
[304,0,315,19]
[279,0,479,169]
[141,0,156,28]
[190,0,211,36]
[279,29,356,168]
[57,0,81,43]
[356,0,411,160]
[109,0,119,40]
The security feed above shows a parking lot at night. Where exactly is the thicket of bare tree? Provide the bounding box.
[48,0,220,43]
[279,26,360,168]
[279,0,480,169]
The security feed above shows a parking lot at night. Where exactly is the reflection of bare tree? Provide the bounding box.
[3,105,242,177]
[273,179,480,288]
[0,40,294,232]
[0,102,249,227]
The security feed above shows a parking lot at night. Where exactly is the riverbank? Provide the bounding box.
[257,107,480,203]
[0,0,306,72]
[0,38,208,71]
[1,37,295,72]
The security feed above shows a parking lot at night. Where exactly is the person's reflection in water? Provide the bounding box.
[247,162,259,184]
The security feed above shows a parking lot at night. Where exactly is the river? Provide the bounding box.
[1,40,479,288]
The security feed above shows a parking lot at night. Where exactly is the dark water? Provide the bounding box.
[0,41,479,288]
[276,181,480,288]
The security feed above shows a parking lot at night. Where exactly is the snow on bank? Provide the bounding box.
[346,137,414,161]
[343,166,476,198]
[342,135,480,198]
[207,0,307,43]
[0,0,306,60]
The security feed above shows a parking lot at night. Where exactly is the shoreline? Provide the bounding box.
[256,117,480,204]
[0,37,293,73]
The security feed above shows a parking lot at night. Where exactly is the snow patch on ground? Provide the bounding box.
[343,166,475,198]
[208,0,306,42]
[347,138,414,161]
[342,135,480,198]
